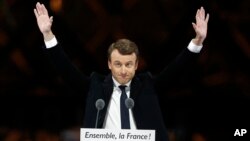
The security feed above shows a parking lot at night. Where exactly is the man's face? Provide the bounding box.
[108,49,138,85]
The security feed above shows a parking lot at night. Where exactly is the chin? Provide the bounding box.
[119,80,128,85]
[119,81,126,85]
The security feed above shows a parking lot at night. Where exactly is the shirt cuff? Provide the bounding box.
[187,40,203,53]
[45,36,58,49]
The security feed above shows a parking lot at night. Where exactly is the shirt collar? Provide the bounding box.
[112,76,131,90]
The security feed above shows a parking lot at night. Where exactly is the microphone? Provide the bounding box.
[125,98,134,109]
[95,99,105,128]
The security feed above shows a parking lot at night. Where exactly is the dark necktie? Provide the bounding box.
[119,85,130,129]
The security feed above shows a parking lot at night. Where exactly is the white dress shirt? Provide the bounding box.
[102,77,137,129]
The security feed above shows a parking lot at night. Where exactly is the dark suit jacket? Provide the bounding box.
[45,43,199,141]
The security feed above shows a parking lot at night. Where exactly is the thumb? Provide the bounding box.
[50,16,53,23]
[192,23,196,31]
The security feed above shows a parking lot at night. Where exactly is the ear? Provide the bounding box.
[108,60,112,70]
[134,60,138,70]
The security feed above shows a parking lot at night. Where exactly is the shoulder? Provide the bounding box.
[136,71,153,80]
[89,72,106,80]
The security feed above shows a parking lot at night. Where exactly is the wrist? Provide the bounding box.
[192,37,204,46]
[43,31,54,41]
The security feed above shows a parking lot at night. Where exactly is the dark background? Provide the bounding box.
[0,0,250,141]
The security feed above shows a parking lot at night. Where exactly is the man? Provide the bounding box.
[34,2,209,141]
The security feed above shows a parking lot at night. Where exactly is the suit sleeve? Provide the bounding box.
[44,43,90,95]
[153,48,200,88]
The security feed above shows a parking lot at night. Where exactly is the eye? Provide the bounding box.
[114,62,122,67]
[126,62,133,68]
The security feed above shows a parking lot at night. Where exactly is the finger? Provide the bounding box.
[34,9,39,18]
[205,13,210,23]
[195,9,200,21]
[50,16,53,22]
[192,22,197,32]
[41,4,48,15]
[36,2,40,8]
[36,2,43,15]
[36,2,42,15]
[200,7,205,20]
[196,9,199,18]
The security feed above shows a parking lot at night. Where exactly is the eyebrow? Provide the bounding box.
[113,60,133,63]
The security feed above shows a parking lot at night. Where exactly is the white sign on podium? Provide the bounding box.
[81,128,155,141]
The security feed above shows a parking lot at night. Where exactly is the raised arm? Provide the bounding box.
[34,2,54,41]
[34,2,90,95]
[154,6,210,89]
[191,6,210,46]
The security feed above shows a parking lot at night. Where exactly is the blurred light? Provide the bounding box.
[50,0,63,13]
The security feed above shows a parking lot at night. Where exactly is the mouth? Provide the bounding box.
[120,75,127,79]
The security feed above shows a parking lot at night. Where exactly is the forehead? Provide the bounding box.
[110,49,137,62]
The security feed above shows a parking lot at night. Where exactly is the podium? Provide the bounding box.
[81,128,155,141]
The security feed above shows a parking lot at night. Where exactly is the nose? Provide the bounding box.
[121,66,127,74]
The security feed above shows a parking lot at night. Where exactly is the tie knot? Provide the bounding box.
[119,85,127,91]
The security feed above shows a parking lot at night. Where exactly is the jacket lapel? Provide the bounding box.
[97,73,113,128]
[130,76,142,101]
[102,73,114,102]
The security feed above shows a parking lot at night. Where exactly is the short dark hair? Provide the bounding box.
[107,39,139,61]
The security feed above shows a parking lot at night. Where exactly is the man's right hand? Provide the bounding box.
[34,2,54,41]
